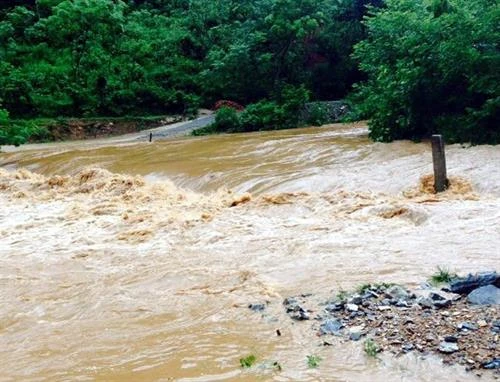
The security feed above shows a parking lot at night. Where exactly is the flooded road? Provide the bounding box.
[0,123,499,381]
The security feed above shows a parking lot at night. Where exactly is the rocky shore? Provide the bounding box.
[257,272,499,377]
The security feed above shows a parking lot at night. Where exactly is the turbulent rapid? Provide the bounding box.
[0,123,499,381]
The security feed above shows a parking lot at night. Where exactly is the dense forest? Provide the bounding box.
[0,0,498,145]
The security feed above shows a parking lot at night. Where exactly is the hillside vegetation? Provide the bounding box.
[0,0,498,145]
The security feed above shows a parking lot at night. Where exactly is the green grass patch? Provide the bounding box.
[239,354,257,368]
[430,267,457,285]
[364,338,380,357]
[306,355,321,368]
[357,282,396,294]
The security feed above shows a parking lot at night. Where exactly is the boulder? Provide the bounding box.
[448,271,500,294]
[467,285,500,305]
[384,285,410,300]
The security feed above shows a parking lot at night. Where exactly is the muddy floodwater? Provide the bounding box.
[0,123,499,381]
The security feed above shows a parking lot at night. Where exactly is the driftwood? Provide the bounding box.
[446,272,500,294]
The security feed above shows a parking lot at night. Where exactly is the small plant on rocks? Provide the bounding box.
[431,266,457,285]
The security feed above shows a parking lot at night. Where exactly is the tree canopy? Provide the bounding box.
[0,0,498,145]
[352,0,499,144]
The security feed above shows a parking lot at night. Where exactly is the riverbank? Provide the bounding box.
[274,272,499,377]
[23,115,181,142]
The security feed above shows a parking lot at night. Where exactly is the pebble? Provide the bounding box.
[248,303,266,312]
[439,341,459,353]
[458,322,478,331]
[483,359,500,369]
[346,303,358,312]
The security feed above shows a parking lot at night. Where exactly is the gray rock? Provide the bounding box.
[381,298,392,305]
[362,290,380,299]
[348,325,364,341]
[438,341,459,353]
[467,285,500,305]
[348,295,363,305]
[290,308,310,321]
[378,305,391,311]
[402,343,415,352]
[283,297,299,307]
[483,358,500,369]
[320,319,344,335]
[385,285,409,300]
[346,303,358,312]
[492,320,500,333]
[248,303,266,312]
[448,271,500,294]
[325,303,343,312]
[395,299,410,308]
[416,297,433,308]
[457,322,478,331]
[433,299,452,309]
[350,331,362,341]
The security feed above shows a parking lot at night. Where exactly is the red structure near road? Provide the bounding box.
[214,100,244,111]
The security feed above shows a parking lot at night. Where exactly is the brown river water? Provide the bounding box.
[0,123,499,381]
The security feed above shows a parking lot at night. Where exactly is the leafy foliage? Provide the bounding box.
[352,0,500,144]
[1,0,496,145]
[306,355,322,368]
[0,108,49,146]
[239,354,257,368]
[364,338,380,357]
[430,267,457,285]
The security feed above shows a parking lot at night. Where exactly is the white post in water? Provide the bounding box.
[431,134,448,192]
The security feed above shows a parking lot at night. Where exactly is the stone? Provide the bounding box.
[416,297,433,308]
[283,297,298,306]
[325,303,343,312]
[402,343,415,352]
[444,335,458,343]
[290,309,310,321]
[350,331,362,341]
[248,303,266,312]
[378,305,391,311]
[433,299,452,309]
[482,359,500,369]
[395,299,410,308]
[346,303,358,312]
[320,319,344,335]
[457,322,478,331]
[439,341,459,353]
[348,295,363,305]
[448,271,500,294]
[467,285,500,305]
[385,285,409,300]
[349,325,364,341]
[492,320,500,333]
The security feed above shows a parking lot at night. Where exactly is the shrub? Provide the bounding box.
[0,108,49,146]
[213,106,241,132]
[239,100,286,132]
[306,102,330,126]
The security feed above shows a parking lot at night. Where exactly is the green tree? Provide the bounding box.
[352,0,499,144]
